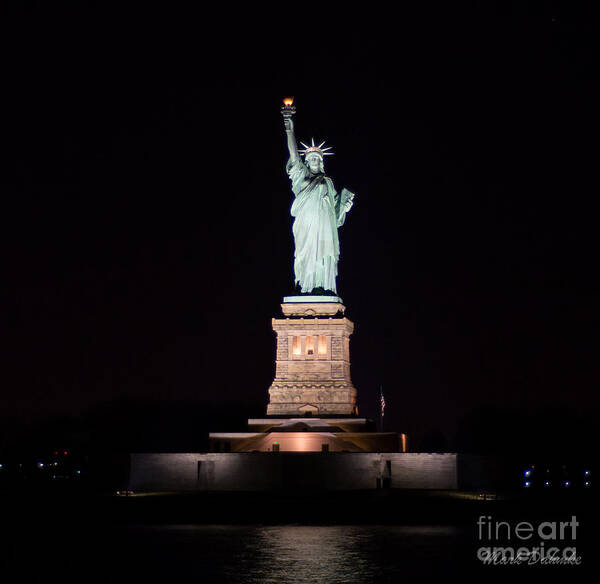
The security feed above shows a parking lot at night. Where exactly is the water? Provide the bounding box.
[11,524,474,582]
[7,488,593,581]
[10,522,590,582]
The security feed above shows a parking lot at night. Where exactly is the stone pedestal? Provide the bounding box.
[206,296,405,454]
[266,297,358,416]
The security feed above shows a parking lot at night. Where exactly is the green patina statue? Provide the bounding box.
[282,100,354,295]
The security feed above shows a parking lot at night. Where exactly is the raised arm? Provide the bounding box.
[284,117,299,164]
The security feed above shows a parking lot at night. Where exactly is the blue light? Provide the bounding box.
[564,481,570,487]
[524,481,531,488]
[584,481,591,487]
[524,470,532,477]
[584,470,590,477]
[544,481,551,487]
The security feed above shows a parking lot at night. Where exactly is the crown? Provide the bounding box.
[298,138,334,158]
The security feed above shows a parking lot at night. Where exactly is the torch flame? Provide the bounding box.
[283,97,294,107]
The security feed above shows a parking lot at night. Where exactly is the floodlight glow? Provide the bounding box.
[524,481,531,488]
[524,470,531,477]
[564,481,570,487]
[544,481,551,487]
[584,481,590,487]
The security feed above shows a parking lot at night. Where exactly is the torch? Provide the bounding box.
[281,96,296,119]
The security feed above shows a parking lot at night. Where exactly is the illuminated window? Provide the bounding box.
[318,335,327,354]
[292,336,301,355]
[306,336,314,355]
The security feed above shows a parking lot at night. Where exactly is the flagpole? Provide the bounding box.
[379,385,384,432]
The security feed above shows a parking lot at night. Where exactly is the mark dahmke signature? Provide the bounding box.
[476,515,582,566]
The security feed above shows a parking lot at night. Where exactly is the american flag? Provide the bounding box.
[380,387,386,417]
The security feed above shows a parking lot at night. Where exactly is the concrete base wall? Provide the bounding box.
[130,452,459,492]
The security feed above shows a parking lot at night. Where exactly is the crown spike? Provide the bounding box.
[298,137,335,159]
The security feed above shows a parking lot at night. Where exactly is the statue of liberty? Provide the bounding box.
[282,99,355,295]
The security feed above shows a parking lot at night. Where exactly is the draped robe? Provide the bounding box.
[286,157,353,293]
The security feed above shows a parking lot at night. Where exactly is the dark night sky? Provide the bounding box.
[1,4,598,451]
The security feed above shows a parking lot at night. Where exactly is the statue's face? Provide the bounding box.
[307,155,322,174]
